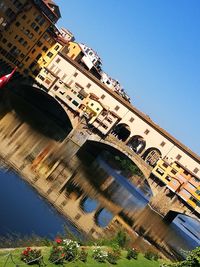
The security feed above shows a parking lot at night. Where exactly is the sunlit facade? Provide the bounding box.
[0,0,61,77]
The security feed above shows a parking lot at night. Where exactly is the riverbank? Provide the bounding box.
[0,246,167,267]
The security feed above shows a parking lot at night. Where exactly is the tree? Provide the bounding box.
[161,247,200,267]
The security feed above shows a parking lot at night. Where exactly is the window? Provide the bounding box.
[176,154,182,161]
[193,168,199,174]
[7,43,12,48]
[47,52,53,58]
[53,85,59,91]
[42,46,48,52]
[144,129,150,135]
[129,117,134,123]
[25,56,30,62]
[86,83,91,88]
[114,105,120,111]
[101,94,105,99]
[35,53,41,60]
[38,75,45,81]
[72,100,79,107]
[15,21,20,27]
[171,169,177,175]
[32,49,36,54]
[160,141,166,147]
[56,58,61,63]
[74,72,78,77]
[54,45,59,51]
[91,103,94,106]
[66,95,72,101]
[22,15,26,20]
[62,74,67,80]
[96,108,100,111]
[37,41,42,47]
[75,214,81,220]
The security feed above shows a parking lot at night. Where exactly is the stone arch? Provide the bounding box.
[127,135,146,154]
[111,123,131,142]
[94,207,114,228]
[5,83,73,141]
[80,197,99,213]
[142,147,162,167]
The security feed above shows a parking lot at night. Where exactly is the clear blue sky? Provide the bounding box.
[55,0,200,155]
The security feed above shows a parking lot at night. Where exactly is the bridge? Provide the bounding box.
[0,83,199,223]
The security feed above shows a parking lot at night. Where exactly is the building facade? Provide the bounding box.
[0,0,61,77]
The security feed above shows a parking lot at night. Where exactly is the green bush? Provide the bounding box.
[126,248,138,260]
[79,248,88,263]
[144,251,159,261]
[107,251,119,265]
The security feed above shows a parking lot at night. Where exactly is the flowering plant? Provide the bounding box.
[63,239,79,261]
[92,247,108,263]
[48,238,65,264]
[21,247,42,265]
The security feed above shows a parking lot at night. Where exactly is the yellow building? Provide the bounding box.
[83,94,103,124]
[0,0,61,77]
[152,158,200,212]
[64,41,82,60]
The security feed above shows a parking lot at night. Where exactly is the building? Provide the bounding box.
[0,0,61,77]
[152,159,200,212]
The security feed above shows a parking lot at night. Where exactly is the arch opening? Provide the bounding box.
[4,83,73,141]
[142,147,162,167]
[127,135,146,154]
[111,123,131,142]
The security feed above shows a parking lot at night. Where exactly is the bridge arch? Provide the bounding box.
[142,147,162,167]
[94,208,114,228]
[111,123,131,142]
[5,83,73,141]
[127,135,146,154]
[80,197,99,213]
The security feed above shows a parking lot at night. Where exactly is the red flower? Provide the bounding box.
[61,253,65,257]
[27,247,31,251]
[55,238,62,244]
[23,250,28,255]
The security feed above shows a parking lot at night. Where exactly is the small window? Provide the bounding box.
[22,15,26,20]
[42,46,48,52]
[86,83,91,88]
[15,21,20,27]
[129,117,134,123]
[160,141,166,147]
[7,43,12,48]
[193,168,199,174]
[91,103,94,106]
[171,169,177,175]
[37,41,42,47]
[176,154,182,161]
[72,100,79,107]
[75,213,81,220]
[144,129,150,135]
[53,85,59,91]
[54,45,60,51]
[38,75,44,81]
[96,108,100,111]
[2,38,7,44]
[47,52,53,58]
[101,94,105,99]
[32,49,36,54]
[74,72,78,77]
[114,105,120,111]
[56,58,61,63]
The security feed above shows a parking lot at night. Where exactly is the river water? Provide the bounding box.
[0,148,199,257]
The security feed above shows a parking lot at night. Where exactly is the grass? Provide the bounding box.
[0,247,166,267]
